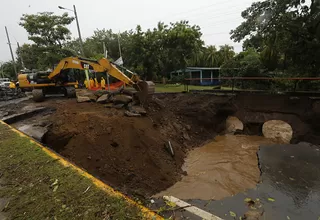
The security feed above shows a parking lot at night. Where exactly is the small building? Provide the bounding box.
[170,67,221,85]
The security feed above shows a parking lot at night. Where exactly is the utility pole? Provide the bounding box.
[117,32,122,58]
[73,5,85,57]
[103,42,107,58]
[17,42,25,69]
[5,26,17,77]
[102,42,110,92]
[58,5,85,57]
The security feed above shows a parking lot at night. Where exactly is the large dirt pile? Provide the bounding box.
[43,101,186,197]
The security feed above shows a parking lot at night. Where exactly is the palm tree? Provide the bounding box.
[205,45,220,67]
[219,45,235,64]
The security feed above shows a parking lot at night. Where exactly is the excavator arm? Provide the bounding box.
[97,58,135,85]
[47,57,154,103]
[48,57,105,80]
[48,57,136,86]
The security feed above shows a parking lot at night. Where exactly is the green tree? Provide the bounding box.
[78,21,204,79]
[230,0,320,75]
[218,45,235,64]
[0,62,21,79]
[222,48,262,77]
[19,12,75,69]
[189,44,235,67]
[204,45,220,67]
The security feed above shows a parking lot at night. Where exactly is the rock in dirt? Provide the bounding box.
[94,90,109,98]
[106,127,112,134]
[152,97,165,108]
[122,89,136,96]
[114,104,125,109]
[182,131,191,141]
[76,89,97,101]
[88,94,98,102]
[130,106,147,115]
[125,111,141,117]
[77,96,91,103]
[105,103,114,108]
[262,120,293,143]
[113,95,133,104]
[226,116,244,133]
[96,94,110,104]
[172,122,182,131]
[244,210,262,220]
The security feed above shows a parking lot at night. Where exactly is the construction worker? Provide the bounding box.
[89,78,94,89]
[84,79,89,89]
[9,81,16,89]
[94,78,99,88]
[101,77,106,89]
[74,80,79,89]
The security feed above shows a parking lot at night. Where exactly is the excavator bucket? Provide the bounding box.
[134,81,155,105]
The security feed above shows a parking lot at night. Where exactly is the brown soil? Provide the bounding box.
[42,100,186,197]
[39,93,320,198]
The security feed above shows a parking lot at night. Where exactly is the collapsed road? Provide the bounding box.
[0,93,319,219]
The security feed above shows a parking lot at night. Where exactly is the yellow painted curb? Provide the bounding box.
[0,120,162,220]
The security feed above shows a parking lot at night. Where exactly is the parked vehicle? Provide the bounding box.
[0,78,10,87]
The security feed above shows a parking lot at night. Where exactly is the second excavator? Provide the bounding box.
[18,57,155,103]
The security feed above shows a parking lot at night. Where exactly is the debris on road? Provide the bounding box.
[0,87,26,101]
[76,89,149,116]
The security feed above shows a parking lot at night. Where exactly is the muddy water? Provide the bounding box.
[156,135,275,200]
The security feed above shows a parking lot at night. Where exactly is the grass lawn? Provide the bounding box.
[0,123,151,220]
[155,84,234,93]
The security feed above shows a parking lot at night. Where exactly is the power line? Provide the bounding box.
[124,10,244,34]
[204,32,230,36]
[122,0,253,31]
[190,10,243,23]
[169,0,245,17]
[201,19,241,29]
[176,2,252,21]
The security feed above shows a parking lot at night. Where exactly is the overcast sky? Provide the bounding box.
[0,0,255,62]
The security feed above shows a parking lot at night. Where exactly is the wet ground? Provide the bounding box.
[155,135,276,200]
[1,94,320,219]
[181,143,320,220]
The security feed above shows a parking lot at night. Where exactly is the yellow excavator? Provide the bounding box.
[18,57,155,102]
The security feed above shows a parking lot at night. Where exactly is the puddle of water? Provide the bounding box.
[155,135,275,200]
[187,143,320,220]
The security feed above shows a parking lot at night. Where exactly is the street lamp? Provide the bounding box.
[58,5,85,57]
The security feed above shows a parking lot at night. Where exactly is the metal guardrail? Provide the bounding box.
[182,77,320,93]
